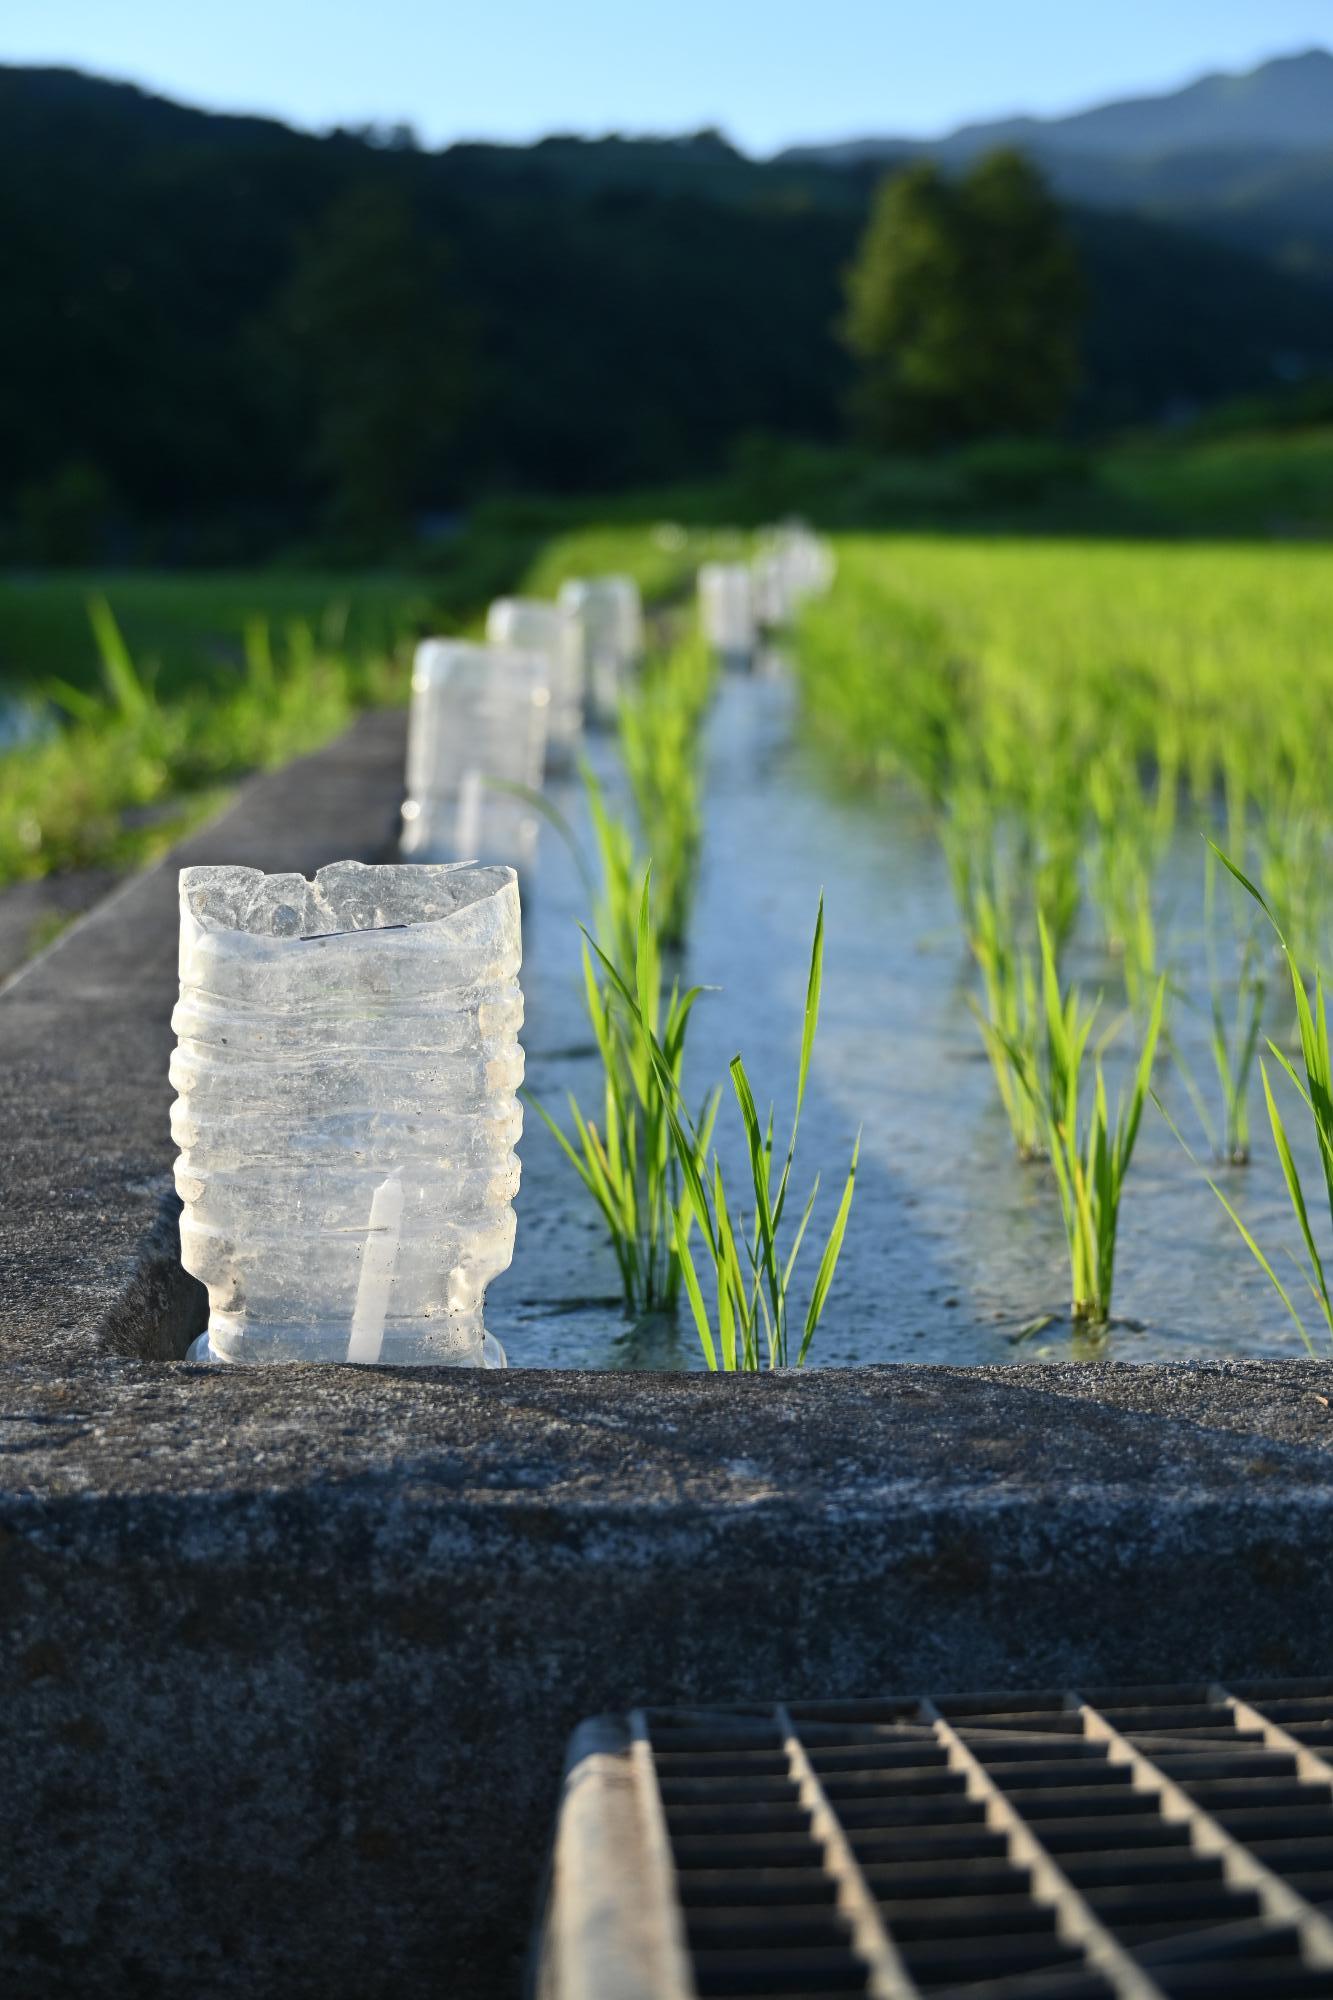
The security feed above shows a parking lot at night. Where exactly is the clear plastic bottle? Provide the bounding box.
[485,597,583,772]
[697,561,756,663]
[753,522,836,629]
[172,860,523,1366]
[400,640,549,867]
[557,575,643,723]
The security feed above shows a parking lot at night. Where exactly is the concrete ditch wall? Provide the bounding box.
[4,711,1333,1998]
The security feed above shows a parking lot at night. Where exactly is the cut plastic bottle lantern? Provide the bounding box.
[401,640,549,868]
[485,597,583,772]
[751,546,793,631]
[557,575,643,723]
[172,860,523,1367]
[697,561,756,663]
[753,523,835,630]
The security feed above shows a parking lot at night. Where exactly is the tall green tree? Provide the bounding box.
[843,150,1083,448]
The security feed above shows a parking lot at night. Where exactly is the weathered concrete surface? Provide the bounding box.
[0,709,407,1369]
[4,1358,1333,1998]
[0,868,118,984]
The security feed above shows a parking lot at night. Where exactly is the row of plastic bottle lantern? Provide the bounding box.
[698,524,835,657]
[173,582,649,1367]
[400,574,644,869]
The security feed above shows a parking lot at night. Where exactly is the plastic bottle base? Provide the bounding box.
[184,1327,507,1368]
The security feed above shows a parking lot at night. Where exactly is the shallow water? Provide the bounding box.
[0,690,53,751]
[489,664,1314,1368]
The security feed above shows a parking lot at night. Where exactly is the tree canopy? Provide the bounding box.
[843,151,1084,447]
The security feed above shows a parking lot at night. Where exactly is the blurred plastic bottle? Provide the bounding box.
[557,575,643,723]
[485,597,583,772]
[401,639,549,868]
[697,561,756,663]
[172,860,523,1366]
[752,522,835,629]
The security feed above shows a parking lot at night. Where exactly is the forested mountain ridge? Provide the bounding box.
[3,61,1333,555]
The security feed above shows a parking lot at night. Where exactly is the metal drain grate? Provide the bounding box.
[536,1681,1333,2000]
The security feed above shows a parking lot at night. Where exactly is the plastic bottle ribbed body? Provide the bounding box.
[170,861,523,1365]
[400,640,549,867]
[557,576,643,724]
[698,562,756,658]
[485,598,583,771]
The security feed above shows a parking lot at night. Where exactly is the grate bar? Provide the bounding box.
[630,1708,703,2000]
[546,1684,1333,2000]
[922,1701,1167,2000]
[1216,1681,1333,1795]
[775,1702,923,2000]
[1072,1691,1333,1971]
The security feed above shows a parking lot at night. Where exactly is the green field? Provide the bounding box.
[0,522,708,883]
[796,531,1333,1337]
[797,532,1333,1000]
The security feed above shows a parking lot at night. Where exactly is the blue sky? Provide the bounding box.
[4,0,1332,153]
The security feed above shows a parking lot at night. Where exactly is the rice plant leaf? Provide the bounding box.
[1120,973,1166,1164]
[43,675,104,725]
[781,1180,822,1295]
[1156,1090,1316,1354]
[674,1211,717,1371]
[88,597,151,722]
[799,1130,860,1364]
[1261,1061,1330,1311]
[795,893,825,1124]
[1267,1039,1316,1117]
[730,1057,777,1273]
[502,780,595,897]
[1205,837,1280,936]
[634,869,655,1026]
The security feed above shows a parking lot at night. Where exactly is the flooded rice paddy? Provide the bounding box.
[491,664,1309,1368]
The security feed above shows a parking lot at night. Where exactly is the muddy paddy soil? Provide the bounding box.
[494,665,1312,1367]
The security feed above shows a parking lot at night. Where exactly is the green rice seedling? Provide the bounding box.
[1015,918,1165,1325]
[1169,847,1333,1354]
[618,631,714,950]
[1086,746,1173,1016]
[1207,962,1265,1167]
[46,596,166,740]
[582,764,643,980]
[967,875,1043,1160]
[938,764,995,934]
[528,872,718,1317]
[1189,847,1267,1165]
[1023,761,1085,965]
[2,592,408,885]
[1255,784,1328,985]
[593,895,859,1369]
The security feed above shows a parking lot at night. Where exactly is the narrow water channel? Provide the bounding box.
[486,662,1312,1366]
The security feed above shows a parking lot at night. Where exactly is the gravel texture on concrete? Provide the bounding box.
[4,1358,1333,1998]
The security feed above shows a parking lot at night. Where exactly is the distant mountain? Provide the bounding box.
[782,48,1333,167]
[778,49,1333,286]
[942,47,1333,161]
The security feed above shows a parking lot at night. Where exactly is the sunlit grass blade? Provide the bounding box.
[1156,1090,1320,1355]
[88,596,154,723]
[798,1131,860,1363]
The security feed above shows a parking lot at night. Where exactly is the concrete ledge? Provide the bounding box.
[0,710,407,1369]
[3,1359,1333,1996]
